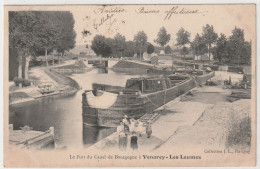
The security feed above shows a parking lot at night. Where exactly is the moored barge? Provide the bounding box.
[82,71,215,127]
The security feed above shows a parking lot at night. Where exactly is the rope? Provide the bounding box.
[163,90,168,110]
[145,95,162,109]
[145,90,169,110]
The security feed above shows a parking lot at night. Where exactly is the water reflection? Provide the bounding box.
[97,68,108,74]
[82,124,116,147]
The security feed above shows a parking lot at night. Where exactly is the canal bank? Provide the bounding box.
[9,60,87,105]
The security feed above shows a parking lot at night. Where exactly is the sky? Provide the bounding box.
[68,4,255,46]
[5,5,256,46]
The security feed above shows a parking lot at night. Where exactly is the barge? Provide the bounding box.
[82,71,215,127]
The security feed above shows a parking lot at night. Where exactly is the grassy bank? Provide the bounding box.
[9,92,31,103]
[45,69,80,90]
[112,60,153,69]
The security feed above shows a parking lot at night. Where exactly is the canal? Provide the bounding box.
[9,68,146,149]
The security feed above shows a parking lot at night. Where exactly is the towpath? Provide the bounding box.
[9,60,76,100]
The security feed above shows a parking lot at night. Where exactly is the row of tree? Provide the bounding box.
[9,11,76,80]
[90,32,155,59]
[176,25,251,65]
[91,25,251,65]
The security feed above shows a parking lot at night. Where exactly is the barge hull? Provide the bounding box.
[82,71,215,127]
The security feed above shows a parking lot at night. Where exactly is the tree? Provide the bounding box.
[33,12,59,67]
[154,27,171,49]
[113,33,126,58]
[240,41,251,64]
[147,43,155,56]
[123,41,139,58]
[91,35,112,58]
[202,24,218,62]
[9,11,77,80]
[228,27,250,65]
[55,12,76,64]
[176,27,190,60]
[212,34,229,63]
[180,46,189,59]
[9,11,51,79]
[191,33,207,60]
[164,45,172,54]
[134,31,148,60]
[9,12,36,79]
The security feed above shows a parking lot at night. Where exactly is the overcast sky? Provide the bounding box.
[6,5,255,46]
[68,5,255,46]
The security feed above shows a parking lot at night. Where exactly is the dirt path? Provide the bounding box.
[29,60,75,86]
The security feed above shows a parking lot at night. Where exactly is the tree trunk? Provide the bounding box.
[237,47,240,66]
[45,48,48,67]
[139,47,142,60]
[58,52,60,64]
[18,54,23,78]
[208,45,210,64]
[171,54,174,73]
[61,52,64,62]
[52,51,55,66]
[24,55,31,79]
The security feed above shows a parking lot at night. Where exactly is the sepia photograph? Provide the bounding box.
[3,4,256,167]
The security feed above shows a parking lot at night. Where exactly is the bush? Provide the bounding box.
[13,77,31,87]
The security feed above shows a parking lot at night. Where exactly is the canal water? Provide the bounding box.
[9,68,146,149]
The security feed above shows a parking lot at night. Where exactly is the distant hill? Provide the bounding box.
[69,45,95,55]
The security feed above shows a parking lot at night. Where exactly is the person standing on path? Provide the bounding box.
[122,115,128,125]
[117,122,124,150]
[119,132,127,151]
[137,119,144,137]
[146,121,152,138]
[129,118,136,133]
[130,131,138,151]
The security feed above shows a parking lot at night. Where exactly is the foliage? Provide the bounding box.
[191,33,207,56]
[164,45,172,54]
[13,77,31,87]
[113,33,126,57]
[176,28,190,59]
[91,35,112,57]
[202,24,218,46]
[55,12,76,55]
[228,27,251,64]
[202,24,218,60]
[212,34,229,63]
[9,12,42,55]
[9,11,76,57]
[154,27,171,47]
[180,46,189,56]
[134,31,148,59]
[176,27,190,46]
[122,41,139,57]
[134,31,148,46]
[147,43,155,54]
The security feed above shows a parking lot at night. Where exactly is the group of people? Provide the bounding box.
[116,115,152,151]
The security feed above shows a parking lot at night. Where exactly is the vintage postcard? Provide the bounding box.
[3,4,256,167]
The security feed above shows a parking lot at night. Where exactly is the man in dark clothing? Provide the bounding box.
[130,132,138,150]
